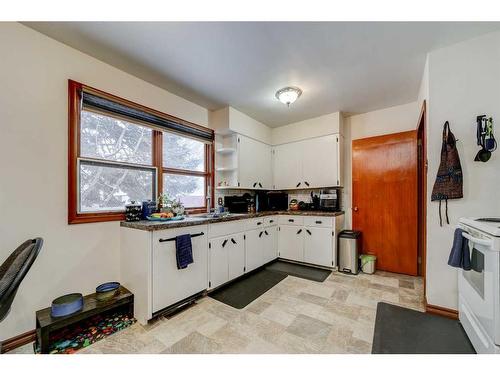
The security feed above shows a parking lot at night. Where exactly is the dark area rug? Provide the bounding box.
[209,260,331,309]
[265,260,331,282]
[372,302,475,354]
[209,269,287,309]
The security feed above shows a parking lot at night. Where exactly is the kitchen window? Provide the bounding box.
[68,80,214,224]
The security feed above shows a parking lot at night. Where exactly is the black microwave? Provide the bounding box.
[267,192,288,211]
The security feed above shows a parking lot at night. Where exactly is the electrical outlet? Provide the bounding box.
[217,197,223,206]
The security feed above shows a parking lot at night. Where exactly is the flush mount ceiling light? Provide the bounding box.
[275,86,302,107]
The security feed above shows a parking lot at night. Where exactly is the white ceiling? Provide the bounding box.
[25,22,500,127]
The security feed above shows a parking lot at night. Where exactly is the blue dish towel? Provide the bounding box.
[448,228,471,270]
[175,234,194,269]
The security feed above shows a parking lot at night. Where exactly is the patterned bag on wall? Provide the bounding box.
[431,121,463,226]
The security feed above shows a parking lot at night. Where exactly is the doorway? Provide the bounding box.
[352,131,418,276]
[416,101,427,279]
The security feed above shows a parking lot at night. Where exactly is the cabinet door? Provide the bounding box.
[245,228,265,272]
[278,225,304,261]
[301,134,339,188]
[152,227,209,312]
[228,233,246,280]
[273,143,303,190]
[238,135,272,189]
[304,226,333,267]
[209,236,229,289]
[263,226,278,264]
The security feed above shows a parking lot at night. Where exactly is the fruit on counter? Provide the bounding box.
[150,212,174,219]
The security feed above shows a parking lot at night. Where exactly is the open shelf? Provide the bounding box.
[215,147,236,155]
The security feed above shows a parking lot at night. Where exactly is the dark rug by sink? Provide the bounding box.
[265,260,331,282]
[209,269,287,309]
[372,302,475,354]
[209,261,331,309]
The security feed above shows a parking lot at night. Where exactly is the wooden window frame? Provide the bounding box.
[68,80,214,224]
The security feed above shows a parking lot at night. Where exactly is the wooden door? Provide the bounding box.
[352,131,418,275]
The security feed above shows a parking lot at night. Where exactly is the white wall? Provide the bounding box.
[342,102,420,228]
[425,31,500,310]
[209,106,272,144]
[271,112,342,145]
[0,23,209,340]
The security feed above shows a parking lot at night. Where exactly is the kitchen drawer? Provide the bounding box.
[303,216,333,228]
[278,215,304,226]
[246,217,267,230]
[264,216,278,227]
[209,220,248,238]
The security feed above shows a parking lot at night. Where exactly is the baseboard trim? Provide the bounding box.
[1,329,36,354]
[425,302,459,320]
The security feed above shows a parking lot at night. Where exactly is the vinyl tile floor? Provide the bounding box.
[9,270,424,354]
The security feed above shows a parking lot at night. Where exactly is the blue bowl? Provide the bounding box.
[96,282,120,301]
[51,293,84,318]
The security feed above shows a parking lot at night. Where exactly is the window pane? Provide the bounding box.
[163,174,205,208]
[163,133,205,171]
[80,110,152,164]
[79,161,154,212]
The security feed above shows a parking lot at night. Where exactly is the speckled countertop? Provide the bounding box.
[120,210,345,231]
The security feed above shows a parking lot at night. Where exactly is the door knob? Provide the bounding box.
[353,206,359,212]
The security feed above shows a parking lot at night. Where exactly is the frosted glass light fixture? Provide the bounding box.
[275,86,302,107]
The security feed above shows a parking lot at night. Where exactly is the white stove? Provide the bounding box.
[458,217,500,354]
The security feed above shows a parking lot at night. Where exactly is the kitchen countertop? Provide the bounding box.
[120,210,345,231]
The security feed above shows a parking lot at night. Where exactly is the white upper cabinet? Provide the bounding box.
[301,134,339,188]
[272,141,303,190]
[238,135,272,190]
[273,134,342,190]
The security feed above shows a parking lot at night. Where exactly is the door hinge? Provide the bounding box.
[244,267,246,272]
[336,137,339,143]
[332,231,334,236]
[332,261,334,265]
[238,182,240,187]
[209,281,211,288]
[238,137,240,143]
[337,179,339,185]
[278,227,280,231]
[244,234,246,240]
[209,242,211,249]
[418,256,422,264]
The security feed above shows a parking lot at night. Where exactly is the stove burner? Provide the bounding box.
[476,218,500,223]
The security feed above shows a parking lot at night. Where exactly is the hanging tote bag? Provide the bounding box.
[431,121,463,226]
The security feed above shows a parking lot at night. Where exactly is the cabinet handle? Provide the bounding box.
[315,221,322,224]
[257,222,262,225]
[159,232,204,242]
[269,220,274,223]
[304,181,310,187]
[231,238,237,244]
[264,230,269,236]
[253,182,257,187]
[288,219,294,222]
[222,239,228,248]
[259,182,263,188]
[297,229,302,235]
[259,231,264,238]
[306,229,312,235]
[296,182,301,188]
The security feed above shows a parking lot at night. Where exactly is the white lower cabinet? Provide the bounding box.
[278,225,304,261]
[278,215,344,267]
[209,232,245,289]
[246,228,265,272]
[304,226,334,267]
[264,226,278,263]
[228,233,245,280]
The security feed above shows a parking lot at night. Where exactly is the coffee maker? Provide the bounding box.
[319,189,340,211]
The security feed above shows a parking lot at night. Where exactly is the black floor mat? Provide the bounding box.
[372,302,475,354]
[209,269,287,309]
[209,261,331,309]
[265,260,331,282]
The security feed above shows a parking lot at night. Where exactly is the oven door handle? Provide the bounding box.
[462,232,492,247]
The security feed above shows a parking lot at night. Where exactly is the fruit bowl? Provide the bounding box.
[146,215,185,222]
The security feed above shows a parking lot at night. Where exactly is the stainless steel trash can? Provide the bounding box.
[338,230,362,274]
